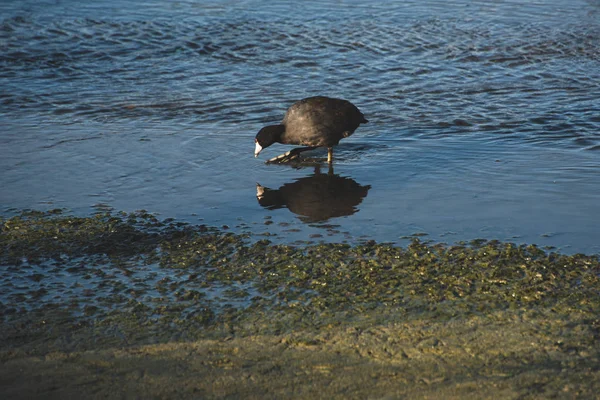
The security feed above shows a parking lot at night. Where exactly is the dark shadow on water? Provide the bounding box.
[256,165,371,223]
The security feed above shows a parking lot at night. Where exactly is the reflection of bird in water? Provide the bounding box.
[254,96,368,164]
[256,166,371,223]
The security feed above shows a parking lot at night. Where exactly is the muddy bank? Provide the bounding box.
[3,313,600,399]
[1,211,599,398]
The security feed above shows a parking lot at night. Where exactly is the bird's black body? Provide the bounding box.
[254,96,368,164]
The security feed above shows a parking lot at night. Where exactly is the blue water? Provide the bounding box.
[1,0,600,253]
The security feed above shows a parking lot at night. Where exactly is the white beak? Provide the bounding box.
[254,142,263,157]
[256,183,265,198]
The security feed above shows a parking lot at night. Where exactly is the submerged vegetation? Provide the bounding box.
[1,210,599,398]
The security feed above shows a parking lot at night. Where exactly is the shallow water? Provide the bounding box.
[1,0,600,253]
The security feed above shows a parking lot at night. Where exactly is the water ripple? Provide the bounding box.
[1,0,600,252]
[2,9,599,145]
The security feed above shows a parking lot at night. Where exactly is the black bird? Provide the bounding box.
[254,96,368,164]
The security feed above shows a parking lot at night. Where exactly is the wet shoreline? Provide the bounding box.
[1,210,599,398]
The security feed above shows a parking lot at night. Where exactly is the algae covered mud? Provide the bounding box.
[1,211,599,398]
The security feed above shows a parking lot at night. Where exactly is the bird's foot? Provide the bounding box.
[266,150,300,164]
[265,147,316,164]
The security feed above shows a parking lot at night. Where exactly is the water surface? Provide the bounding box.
[1,0,600,252]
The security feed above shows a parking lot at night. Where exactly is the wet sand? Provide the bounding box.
[2,312,599,399]
[1,211,599,398]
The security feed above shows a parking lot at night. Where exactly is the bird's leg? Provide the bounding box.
[327,147,333,164]
[266,146,317,164]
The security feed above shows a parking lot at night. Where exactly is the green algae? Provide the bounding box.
[1,210,599,398]
[1,210,599,336]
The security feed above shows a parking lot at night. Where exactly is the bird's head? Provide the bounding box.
[255,125,284,157]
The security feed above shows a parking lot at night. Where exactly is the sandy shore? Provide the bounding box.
[3,311,599,399]
[1,211,599,398]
